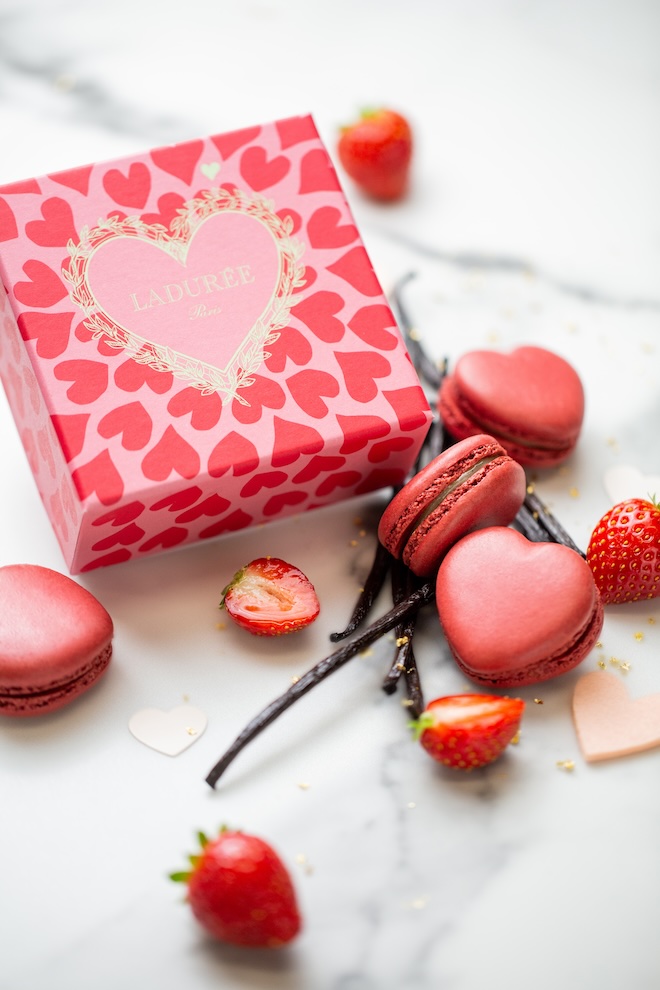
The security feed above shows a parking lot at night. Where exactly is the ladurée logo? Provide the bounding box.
[129,264,255,319]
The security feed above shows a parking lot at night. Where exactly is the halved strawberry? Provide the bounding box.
[170,826,301,948]
[220,556,320,636]
[410,693,524,770]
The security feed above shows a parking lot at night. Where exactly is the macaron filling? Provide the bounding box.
[401,455,500,544]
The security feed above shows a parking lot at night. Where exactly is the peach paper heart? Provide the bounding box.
[128,703,207,756]
[572,670,660,762]
[64,188,303,401]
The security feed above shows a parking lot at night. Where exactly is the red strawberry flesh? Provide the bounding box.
[412,694,524,770]
[221,556,320,635]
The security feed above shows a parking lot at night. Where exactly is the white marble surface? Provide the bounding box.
[1,2,660,988]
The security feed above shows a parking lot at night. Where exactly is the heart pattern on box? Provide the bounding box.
[65,188,303,402]
[573,671,660,762]
[128,703,208,756]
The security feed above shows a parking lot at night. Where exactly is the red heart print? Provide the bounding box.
[151,140,204,183]
[276,116,317,149]
[240,470,288,498]
[368,436,414,462]
[80,549,132,571]
[114,356,173,394]
[335,351,391,402]
[37,425,57,477]
[92,522,146,551]
[14,260,68,307]
[240,146,290,191]
[383,386,431,431]
[211,126,261,160]
[54,359,108,404]
[75,318,122,357]
[315,470,361,497]
[72,449,124,505]
[139,527,188,553]
[231,374,285,425]
[51,412,90,461]
[50,164,93,195]
[98,401,153,450]
[150,486,203,512]
[25,197,77,246]
[174,493,231,524]
[271,416,324,466]
[0,178,40,194]
[327,247,383,297]
[0,197,18,241]
[208,431,259,478]
[263,490,308,516]
[141,425,200,481]
[103,162,151,208]
[286,368,340,418]
[292,455,346,484]
[199,508,252,539]
[17,311,73,358]
[291,291,345,342]
[140,192,186,229]
[264,325,312,372]
[348,305,399,350]
[93,501,146,527]
[299,149,340,193]
[167,387,222,430]
[48,491,68,542]
[23,366,41,414]
[307,206,358,249]
[291,266,317,293]
[336,414,391,454]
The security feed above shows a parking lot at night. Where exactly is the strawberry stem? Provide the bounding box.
[205,581,435,788]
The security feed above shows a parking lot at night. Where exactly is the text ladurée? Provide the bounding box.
[129,264,255,312]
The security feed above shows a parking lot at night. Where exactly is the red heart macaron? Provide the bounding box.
[435,527,604,687]
[438,346,584,468]
[0,564,113,716]
[378,434,527,576]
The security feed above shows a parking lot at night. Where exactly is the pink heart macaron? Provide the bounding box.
[438,345,585,468]
[0,564,113,716]
[378,434,527,576]
[435,527,604,687]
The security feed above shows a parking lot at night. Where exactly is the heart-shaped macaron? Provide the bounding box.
[128,704,207,756]
[438,346,585,467]
[435,527,604,686]
[573,671,660,762]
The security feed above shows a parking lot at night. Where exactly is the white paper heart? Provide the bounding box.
[603,465,660,505]
[201,161,221,180]
[572,670,660,762]
[128,704,208,756]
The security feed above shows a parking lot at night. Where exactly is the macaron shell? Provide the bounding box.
[438,346,584,467]
[435,527,604,687]
[0,564,113,716]
[378,435,526,576]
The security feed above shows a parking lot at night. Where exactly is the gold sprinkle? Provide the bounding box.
[569,487,579,499]
[557,760,575,772]
[359,648,373,658]
[396,636,409,647]
[291,675,301,684]
[533,698,544,705]
[359,530,367,538]
[185,726,198,736]
[349,539,358,547]
[595,641,603,649]
[182,694,190,703]
[408,328,422,341]
[649,617,656,625]
[620,662,631,673]
[526,483,535,495]
[597,659,607,669]
[297,781,310,791]
[634,632,644,642]
[295,853,307,864]
[401,699,414,708]
[395,662,406,671]
[215,622,226,630]
[609,656,620,666]
[510,732,520,745]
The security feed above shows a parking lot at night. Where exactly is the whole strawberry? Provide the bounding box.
[410,694,524,770]
[337,108,413,201]
[587,497,660,604]
[170,827,301,948]
[220,557,320,636]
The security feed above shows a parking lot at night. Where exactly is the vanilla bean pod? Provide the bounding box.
[514,502,551,544]
[392,272,445,392]
[206,581,435,788]
[382,559,425,718]
[329,541,393,642]
[524,488,586,557]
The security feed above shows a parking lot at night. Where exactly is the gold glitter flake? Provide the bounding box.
[569,487,579,499]
[396,636,409,647]
[634,632,644,642]
[291,675,301,684]
[533,698,544,705]
[649,617,656,625]
[556,760,575,772]
[620,662,631,673]
[609,656,620,666]
[401,699,414,708]
[349,539,358,547]
[185,726,198,736]
[297,781,311,791]
[510,732,520,745]
[597,659,607,669]
[215,622,226,631]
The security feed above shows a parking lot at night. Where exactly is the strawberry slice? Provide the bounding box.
[220,556,320,636]
[410,693,524,770]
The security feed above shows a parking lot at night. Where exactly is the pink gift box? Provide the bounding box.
[0,115,431,573]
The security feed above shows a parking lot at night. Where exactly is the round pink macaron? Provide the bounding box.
[0,564,113,717]
[438,345,585,468]
[378,434,527,576]
[435,527,604,687]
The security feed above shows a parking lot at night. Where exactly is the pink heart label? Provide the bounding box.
[65,189,303,401]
